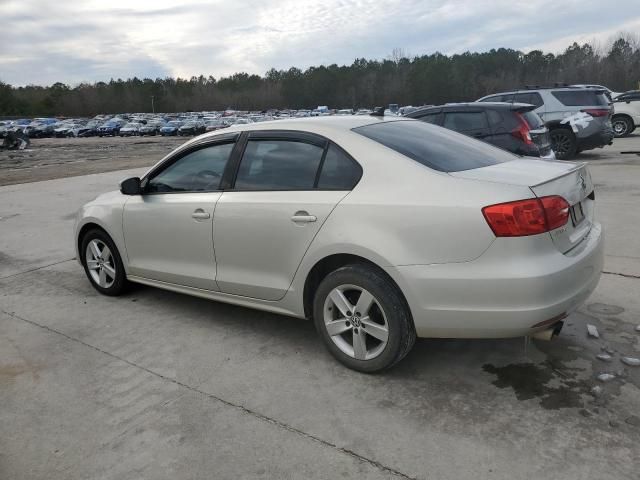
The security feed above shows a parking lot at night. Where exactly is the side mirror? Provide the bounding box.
[120,176,142,195]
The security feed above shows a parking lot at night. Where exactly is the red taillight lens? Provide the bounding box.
[540,195,570,230]
[511,113,533,145]
[482,196,569,237]
[581,108,609,117]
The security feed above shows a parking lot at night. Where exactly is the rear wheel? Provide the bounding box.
[313,264,415,373]
[612,115,633,138]
[550,128,577,160]
[81,229,128,296]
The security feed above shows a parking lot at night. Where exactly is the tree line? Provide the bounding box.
[1,35,639,117]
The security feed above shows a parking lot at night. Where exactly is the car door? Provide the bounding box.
[123,137,237,290]
[213,131,361,301]
[442,109,491,141]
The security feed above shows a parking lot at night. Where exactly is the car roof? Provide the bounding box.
[195,115,405,140]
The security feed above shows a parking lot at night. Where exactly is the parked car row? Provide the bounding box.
[2,85,637,159]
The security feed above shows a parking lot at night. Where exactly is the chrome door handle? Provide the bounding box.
[291,211,317,223]
[192,209,211,220]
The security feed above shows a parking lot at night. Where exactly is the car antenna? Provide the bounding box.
[370,107,385,117]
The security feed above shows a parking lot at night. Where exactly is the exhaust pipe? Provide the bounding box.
[531,321,564,341]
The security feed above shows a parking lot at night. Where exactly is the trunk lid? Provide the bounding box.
[451,159,594,252]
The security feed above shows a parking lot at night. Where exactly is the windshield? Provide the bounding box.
[353,120,515,172]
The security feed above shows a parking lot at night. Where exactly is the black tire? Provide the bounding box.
[80,229,128,296]
[313,264,416,373]
[550,128,577,160]
[612,115,633,138]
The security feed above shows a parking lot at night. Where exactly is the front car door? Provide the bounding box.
[123,136,237,290]
[213,131,362,301]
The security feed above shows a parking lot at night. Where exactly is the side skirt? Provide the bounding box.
[127,275,304,319]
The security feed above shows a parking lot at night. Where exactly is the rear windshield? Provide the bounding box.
[551,90,609,107]
[521,111,544,129]
[352,120,516,172]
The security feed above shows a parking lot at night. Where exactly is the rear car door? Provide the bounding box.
[123,136,237,290]
[213,132,361,300]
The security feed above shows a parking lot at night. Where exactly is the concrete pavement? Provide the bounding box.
[1,138,640,479]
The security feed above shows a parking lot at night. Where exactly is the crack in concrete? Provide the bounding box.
[0,258,76,280]
[602,270,640,280]
[1,309,417,480]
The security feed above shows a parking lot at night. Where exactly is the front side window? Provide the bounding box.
[146,142,234,193]
[317,144,362,190]
[514,92,544,108]
[235,139,324,190]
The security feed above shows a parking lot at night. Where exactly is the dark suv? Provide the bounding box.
[406,102,554,159]
[478,87,613,159]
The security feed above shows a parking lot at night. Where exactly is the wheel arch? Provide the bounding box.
[302,253,413,327]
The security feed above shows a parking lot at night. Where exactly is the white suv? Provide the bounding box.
[612,90,640,137]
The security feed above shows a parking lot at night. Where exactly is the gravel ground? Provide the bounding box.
[0,135,185,186]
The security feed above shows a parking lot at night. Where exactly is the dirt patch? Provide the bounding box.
[0,135,185,186]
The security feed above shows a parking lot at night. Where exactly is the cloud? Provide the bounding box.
[1,0,639,86]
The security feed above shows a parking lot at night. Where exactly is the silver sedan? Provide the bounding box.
[75,116,603,372]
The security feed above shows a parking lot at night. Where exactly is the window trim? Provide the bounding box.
[141,132,239,195]
[225,130,362,192]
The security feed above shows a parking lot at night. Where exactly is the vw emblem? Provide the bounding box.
[578,173,586,191]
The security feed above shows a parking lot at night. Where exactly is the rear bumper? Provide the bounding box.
[577,130,614,150]
[392,223,603,338]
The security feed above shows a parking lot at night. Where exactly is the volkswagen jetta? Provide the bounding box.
[75,116,603,372]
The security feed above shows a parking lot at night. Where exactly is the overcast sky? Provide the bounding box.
[1,0,639,86]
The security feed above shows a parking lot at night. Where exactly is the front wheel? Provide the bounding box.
[81,229,128,296]
[313,264,415,373]
[550,128,577,160]
[612,116,633,138]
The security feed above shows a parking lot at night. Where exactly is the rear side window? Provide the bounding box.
[317,144,362,190]
[415,112,441,124]
[353,120,515,173]
[235,139,324,190]
[443,112,489,132]
[551,90,609,106]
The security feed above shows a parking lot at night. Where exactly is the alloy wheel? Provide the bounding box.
[323,284,389,360]
[85,239,116,288]
[612,119,629,137]
[551,131,572,158]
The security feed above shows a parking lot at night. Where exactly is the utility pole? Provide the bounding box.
[151,95,155,114]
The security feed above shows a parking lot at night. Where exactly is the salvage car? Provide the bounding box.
[74,116,603,372]
[178,121,205,136]
[478,87,614,160]
[160,120,182,136]
[611,90,640,137]
[406,102,555,159]
[119,122,142,137]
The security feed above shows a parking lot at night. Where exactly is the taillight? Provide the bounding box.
[511,113,533,145]
[482,196,569,237]
[581,108,609,117]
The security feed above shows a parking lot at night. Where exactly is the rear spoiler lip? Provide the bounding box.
[529,161,586,188]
